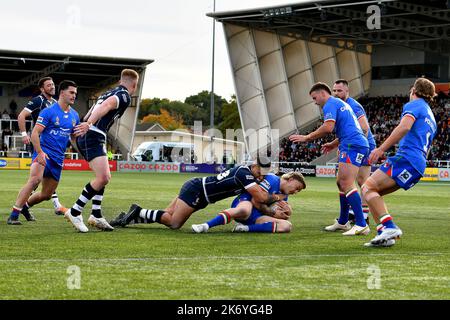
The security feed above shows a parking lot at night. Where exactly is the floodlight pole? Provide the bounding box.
[210,0,216,163]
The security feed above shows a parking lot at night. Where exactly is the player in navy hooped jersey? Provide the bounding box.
[16,77,67,218]
[362,78,437,247]
[8,81,81,225]
[191,171,306,234]
[64,69,139,233]
[289,82,370,237]
[109,158,285,230]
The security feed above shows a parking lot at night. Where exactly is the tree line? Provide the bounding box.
[139,91,241,133]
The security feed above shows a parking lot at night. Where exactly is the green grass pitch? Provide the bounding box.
[0,170,449,299]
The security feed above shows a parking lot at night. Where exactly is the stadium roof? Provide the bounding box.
[0,49,153,95]
[207,0,450,55]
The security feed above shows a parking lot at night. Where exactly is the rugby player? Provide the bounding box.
[109,158,285,230]
[64,69,139,232]
[289,82,370,236]
[362,78,437,247]
[191,171,306,233]
[8,81,80,225]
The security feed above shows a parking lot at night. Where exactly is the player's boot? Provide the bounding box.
[7,216,22,225]
[87,215,114,231]
[369,227,402,245]
[364,239,396,247]
[232,223,249,233]
[21,207,36,222]
[120,204,142,226]
[324,219,351,232]
[191,223,209,233]
[55,206,68,216]
[109,211,127,227]
[342,224,370,236]
[64,209,88,233]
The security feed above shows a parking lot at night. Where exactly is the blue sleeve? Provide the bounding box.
[323,100,337,122]
[265,174,281,193]
[235,167,258,189]
[401,101,419,120]
[260,179,271,192]
[350,100,366,119]
[36,108,51,128]
[24,96,42,113]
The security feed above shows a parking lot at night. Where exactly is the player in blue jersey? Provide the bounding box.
[7,81,80,225]
[362,78,437,247]
[191,171,306,233]
[289,82,370,236]
[64,69,139,233]
[17,77,67,219]
[320,79,376,231]
[109,158,285,230]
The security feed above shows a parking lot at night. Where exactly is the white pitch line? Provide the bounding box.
[0,252,447,263]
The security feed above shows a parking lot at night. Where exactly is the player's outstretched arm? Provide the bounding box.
[369,115,415,164]
[85,96,118,125]
[247,184,282,207]
[289,121,334,143]
[321,138,339,154]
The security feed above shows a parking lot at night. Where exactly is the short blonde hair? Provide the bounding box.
[414,78,436,102]
[281,171,306,189]
[121,69,139,81]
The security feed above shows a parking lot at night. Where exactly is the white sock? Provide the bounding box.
[51,193,62,209]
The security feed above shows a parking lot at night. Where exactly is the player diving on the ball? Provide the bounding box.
[191,171,306,233]
[109,157,285,230]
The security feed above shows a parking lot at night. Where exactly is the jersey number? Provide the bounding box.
[217,170,231,181]
[423,132,431,153]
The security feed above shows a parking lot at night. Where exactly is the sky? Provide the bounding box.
[0,0,308,102]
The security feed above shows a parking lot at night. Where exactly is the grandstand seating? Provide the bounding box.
[279,92,450,165]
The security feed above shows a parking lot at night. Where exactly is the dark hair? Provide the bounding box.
[334,79,349,86]
[38,77,53,88]
[309,82,332,95]
[58,80,77,94]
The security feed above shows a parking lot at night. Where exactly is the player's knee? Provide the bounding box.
[169,222,182,230]
[97,173,111,186]
[361,182,378,202]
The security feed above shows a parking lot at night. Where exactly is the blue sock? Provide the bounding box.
[248,222,276,233]
[207,211,231,228]
[376,224,384,235]
[338,192,350,225]
[380,214,397,229]
[346,189,366,227]
[10,206,21,219]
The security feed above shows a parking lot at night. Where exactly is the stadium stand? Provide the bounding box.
[279,92,450,165]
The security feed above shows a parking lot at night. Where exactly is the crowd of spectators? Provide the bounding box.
[278,91,450,165]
